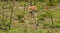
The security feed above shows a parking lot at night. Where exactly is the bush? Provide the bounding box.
[45,0,58,6]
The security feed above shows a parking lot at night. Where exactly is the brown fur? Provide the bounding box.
[28,6,37,14]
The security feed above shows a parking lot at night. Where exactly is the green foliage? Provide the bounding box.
[38,0,45,2]
[45,0,58,6]
[0,1,60,33]
[17,14,25,23]
[16,10,25,23]
[17,14,24,20]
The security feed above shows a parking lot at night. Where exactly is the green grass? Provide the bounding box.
[0,1,60,33]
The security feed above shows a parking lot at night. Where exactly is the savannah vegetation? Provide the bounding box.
[0,0,60,33]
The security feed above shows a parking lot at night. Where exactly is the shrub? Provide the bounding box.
[45,0,58,6]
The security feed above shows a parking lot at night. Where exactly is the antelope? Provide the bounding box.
[27,6,39,26]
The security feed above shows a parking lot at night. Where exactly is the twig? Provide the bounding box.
[9,0,15,29]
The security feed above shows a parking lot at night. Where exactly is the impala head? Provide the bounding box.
[28,6,37,14]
